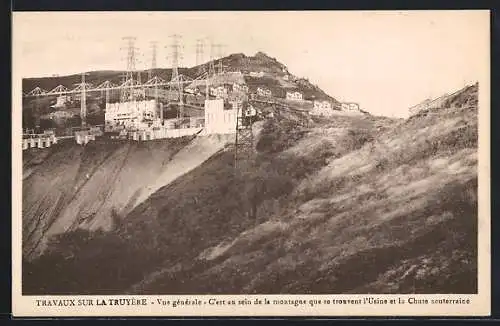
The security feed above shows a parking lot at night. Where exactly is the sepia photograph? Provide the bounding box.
[12,10,490,316]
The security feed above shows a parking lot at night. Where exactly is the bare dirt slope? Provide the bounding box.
[23,84,478,295]
[22,134,231,260]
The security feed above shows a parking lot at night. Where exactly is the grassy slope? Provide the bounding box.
[23,84,478,295]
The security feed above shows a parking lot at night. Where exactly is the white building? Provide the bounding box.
[257,87,272,97]
[313,100,332,110]
[286,91,303,101]
[311,100,334,116]
[204,99,237,135]
[232,83,249,94]
[105,100,158,130]
[184,86,198,94]
[210,86,229,99]
[341,102,360,112]
[49,110,74,119]
[75,130,96,146]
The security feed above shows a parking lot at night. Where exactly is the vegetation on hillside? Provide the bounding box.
[22,84,478,295]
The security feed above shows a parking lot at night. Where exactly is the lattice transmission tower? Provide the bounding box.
[214,43,225,74]
[234,104,257,170]
[195,38,205,75]
[208,39,216,78]
[148,41,158,80]
[80,72,88,127]
[166,34,184,123]
[121,36,138,102]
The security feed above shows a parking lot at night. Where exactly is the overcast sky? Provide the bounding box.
[13,11,489,117]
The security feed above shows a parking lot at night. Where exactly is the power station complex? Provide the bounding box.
[22,35,261,154]
[21,35,360,164]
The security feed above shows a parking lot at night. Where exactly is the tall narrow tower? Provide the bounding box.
[35,95,41,130]
[234,103,256,170]
[208,39,216,78]
[195,38,205,75]
[121,36,138,102]
[136,48,144,100]
[214,43,225,74]
[80,72,89,127]
[148,41,157,80]
[167,34,184,123]
[205,39,216,100]
[168,34,183,83]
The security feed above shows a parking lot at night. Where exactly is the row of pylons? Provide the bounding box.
[22,134,58,150]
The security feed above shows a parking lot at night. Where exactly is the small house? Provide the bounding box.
[286,91,303,101]
[341,102,360,112]
[232,83,249,94]
[257,87,272,97]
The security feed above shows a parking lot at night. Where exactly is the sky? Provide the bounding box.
[13,11,489,118]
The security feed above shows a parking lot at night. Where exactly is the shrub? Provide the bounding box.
[256,119,307,154]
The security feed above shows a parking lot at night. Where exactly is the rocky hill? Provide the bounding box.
[22,83,478,295]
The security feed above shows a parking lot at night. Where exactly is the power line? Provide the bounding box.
[208,38,216,78]
[214,43,226,74]
[195,38,205,75]
[167,34,183,82]
[149,41,158,80]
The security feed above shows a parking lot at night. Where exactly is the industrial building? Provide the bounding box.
[204,99,237,135]
[22,130,58,150]
[48,110,75,119]
[232,83,249,94]
[22,35,261,149]
[210,85,230,99]
[104,100,159,130]
[75,130,96,145]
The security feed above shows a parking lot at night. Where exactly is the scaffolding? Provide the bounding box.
[234,104,256,170]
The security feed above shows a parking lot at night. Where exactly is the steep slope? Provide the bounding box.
[134,84,477,295]
[408,84,478,116]
[22,134,231,260]
[23,84,478,295]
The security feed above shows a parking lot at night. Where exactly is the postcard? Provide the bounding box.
[12,10,490,317]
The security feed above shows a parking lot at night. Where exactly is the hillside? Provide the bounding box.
[22,83,478,295]
[22,134,232,260]
[408,84,478,116]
